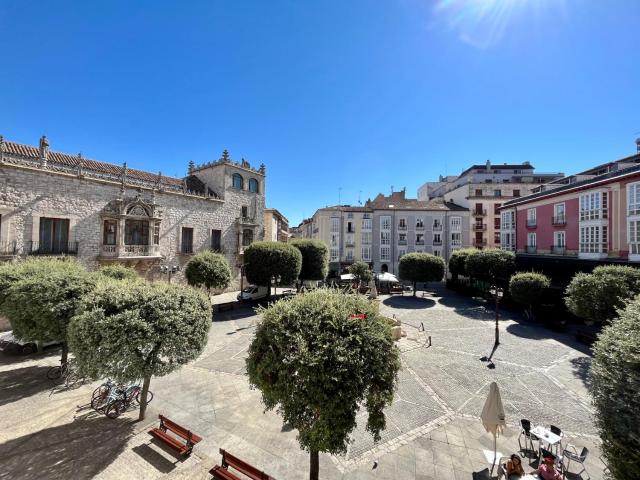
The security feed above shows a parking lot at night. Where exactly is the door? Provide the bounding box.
[39,218,69,253]
[211,229,221,251]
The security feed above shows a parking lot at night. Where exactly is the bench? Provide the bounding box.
[148,414,202,456]
[210,449,274,480]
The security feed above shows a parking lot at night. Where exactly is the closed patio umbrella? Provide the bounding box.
[480,381,506,475]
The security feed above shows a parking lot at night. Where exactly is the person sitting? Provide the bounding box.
[505,453,525,479]
[532,453,562,480]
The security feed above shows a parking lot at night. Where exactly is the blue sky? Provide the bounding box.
[1,1,639,225]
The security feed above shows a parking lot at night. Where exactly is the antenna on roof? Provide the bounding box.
[391,185,394,194]
[358,190,362,205]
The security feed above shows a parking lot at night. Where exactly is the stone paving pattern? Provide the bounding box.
[0,286,606,479]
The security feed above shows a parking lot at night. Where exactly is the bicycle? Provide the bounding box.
[98,380,154,419]
[47,360,86,388]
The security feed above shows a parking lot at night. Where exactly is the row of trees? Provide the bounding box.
[0,258,211,420]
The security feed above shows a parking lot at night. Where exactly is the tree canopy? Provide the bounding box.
[509,272,550,318]
[465,249,515,282]
[589,298,640,480]
[348,260,373,287]
[291,239,329,282]
[243,241,302,288]
[0,258,97,363]
[99,264,138,281]
[185,250,232,292]
[448,248,477,280]
[565,265,640,323]
[68,279,211,419]
[246,289,400,480]
[398,253,445,296]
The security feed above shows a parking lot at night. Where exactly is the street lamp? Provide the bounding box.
[160,264,181,283]
[271,274,281,298]
[489,285,504,347]
[237,263,246,293]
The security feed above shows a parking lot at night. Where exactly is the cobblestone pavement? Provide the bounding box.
[0,286,606,480]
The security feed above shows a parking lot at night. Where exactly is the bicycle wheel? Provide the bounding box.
[136,389,153,405]
[92,387,111,412]
[105,400,126,419]
[65,372,80,388]
[47,366,62,380]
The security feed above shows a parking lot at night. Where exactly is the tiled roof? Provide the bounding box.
[3,140,185,188]
[366,192,467,211]
[458,163,534,177]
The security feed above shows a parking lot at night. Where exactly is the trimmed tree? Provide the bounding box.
[348,260,373,289]
[99,264,138,281]
[509,272,550,319]
[244,241,302,297]
[185,251,232,294]
[448,248,476,280]
[565,265,640,323]
[399,253,445,296]
[589,298,640,480]
[0,258,96,364]
[291,239,329,289]
[68,279,211,420]
[246,289,400,480]
[465,249,516,283]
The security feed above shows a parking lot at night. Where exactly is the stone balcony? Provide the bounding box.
[100,244,161,260]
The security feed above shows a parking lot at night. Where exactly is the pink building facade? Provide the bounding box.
[500,151,640,263]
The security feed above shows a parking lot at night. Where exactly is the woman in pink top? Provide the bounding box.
[532,454,562,480]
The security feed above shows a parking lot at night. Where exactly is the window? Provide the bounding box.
[628,183,640,216]
[501,210,515,230]
[381,216,391,230]
[153,223,160,245]
[346,221,354,233]
[450,216,461,231]
[398,248,406,260]
[242,229,254,247]
[416,217,424,228]
[330,248,339,261]
[331,217,340,232]
[501,232,514,250]
[580,192,607,220]
[451,232,461,246]
[103,219,117,245]
[241,206,248,218]
[347,212,354,219]
[494,189,502,197]
[362,218,372,230]
[554,231,566,247]
[433,218,442,230]
[361,232,372,245]
[554,203,566,224]
[181,227,194,254]
[381,231,390,245]
[398,233,407,243]
[475,203,484,215]
[330,233,339,246]
[125,219,149,245]
[513,189,520,197]
[629,220,640,254]
[494,203,501,215]
[398,218,407,229]
[475,189,483,196]
[494,217,501,229]
[433,249,441,257]
[580,225,607,253]
[380,246,390,261]
[232,173,244,189]
[345,249,354,261]
[527,233,536,246]
[527,208,537,227]
[248,178,259,193]
[211,229,221,251]
[39,217,70,253]
[416,233,425,244]
[361,246,371,261]
[494,232,501,244]
[346,234,355,246]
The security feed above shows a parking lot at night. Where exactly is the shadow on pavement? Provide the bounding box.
[0,416,135,480]
[505,323,592,356]
[0,365,53,407]
[569,356,592,389]
[0,347,60,367]
[132,444,177,473]
[382,296,436,309]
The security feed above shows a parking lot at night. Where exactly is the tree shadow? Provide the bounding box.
[0,416,135,479]
[569,356,592,389]
[505,323,592,356]
[132,444,177,473]
[382,296,436,309]
[0,347,60,367]
[0,365,54,407]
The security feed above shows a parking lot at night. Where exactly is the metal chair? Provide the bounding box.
[518,419,539,457]
[549,425,565,455]
[562,445,590,479]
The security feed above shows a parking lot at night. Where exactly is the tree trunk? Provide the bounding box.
[60,342,68,365]
[138,374,152,421]
[413,281,417,297]
[309,449,319,480]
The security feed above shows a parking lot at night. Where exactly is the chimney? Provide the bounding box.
[39,135,49,167]
[485,159,491,170]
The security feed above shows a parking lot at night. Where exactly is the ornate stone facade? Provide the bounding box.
[0,136,266,288]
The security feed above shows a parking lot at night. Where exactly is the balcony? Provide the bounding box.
[473,224,487,231]
[28,241,78,256]
[100,244,161,259]
[237,216,259,226]
[415,224,425,230]
[526,246,537,254]
[431,240,441,246]
[526,219,537,228]
[552,216,566,226]
[473,209,487,217]
[432,224,442,231]
[345,241,355,248]
[398,225,408,231]
[501,245,516,252]
[551,245,566,255]
[473,239,487,247]
[0,241,17,256]
[398,240,408,246]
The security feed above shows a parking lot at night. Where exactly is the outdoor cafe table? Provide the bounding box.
[531,425,562,457]
[522,475,541,480]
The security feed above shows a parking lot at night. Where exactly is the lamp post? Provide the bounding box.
[271,274,281,298]
[160,264,181,283]
[237,263,246,293]
[489,285,504,347]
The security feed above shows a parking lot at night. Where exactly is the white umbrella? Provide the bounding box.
[480,381,506,475]
[376,272,399,283]
[340,273,355,280]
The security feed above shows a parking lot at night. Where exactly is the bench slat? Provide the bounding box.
[220,449,273,480]
[159,415,203,444]
[149,428,188,455]
[209,465,241,480]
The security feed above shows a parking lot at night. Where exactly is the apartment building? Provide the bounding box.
[500,140,640,263]
[418,161,564,249]
[264,208,289,242]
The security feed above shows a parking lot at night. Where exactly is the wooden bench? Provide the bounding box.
[148,414,202,456]
[210,449,274,480]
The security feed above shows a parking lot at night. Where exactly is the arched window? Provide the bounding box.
[232,173,244,189]
[248,178,259,193]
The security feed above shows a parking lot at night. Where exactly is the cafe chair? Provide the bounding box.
[549,425,565,455]
[562,445,590,480]
[518,419,539,458]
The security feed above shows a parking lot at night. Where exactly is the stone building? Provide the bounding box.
[0,136,265,287]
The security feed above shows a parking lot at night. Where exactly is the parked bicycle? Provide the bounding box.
[47,360,85,388]
[91,379,153,418]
